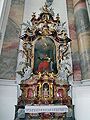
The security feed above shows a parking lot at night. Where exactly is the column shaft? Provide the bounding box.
[66,0,81,81]
[73,0,90,80]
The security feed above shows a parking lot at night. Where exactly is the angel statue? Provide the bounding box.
[46,0,54,7]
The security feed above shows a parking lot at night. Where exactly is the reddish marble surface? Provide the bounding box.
[0,0,25,80]
[73,0,90,80]
[66,0,81,81]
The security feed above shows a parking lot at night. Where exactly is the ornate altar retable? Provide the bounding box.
[15,3,75,120]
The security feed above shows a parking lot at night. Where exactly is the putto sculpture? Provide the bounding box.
[46,0,54,7]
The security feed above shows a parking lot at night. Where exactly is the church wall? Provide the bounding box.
[0,0,4,17]
[0,0,90,120]
[23,0,68,22]
[72,82,90,120]
[73,0,90,80]
[66,0,81,81]
[0,1,25,119]
[86,0,90,20]
[0,0,11,54]
[0,0,25,80]
[0,80,17,120]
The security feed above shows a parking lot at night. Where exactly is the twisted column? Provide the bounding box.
[73,0,90,80]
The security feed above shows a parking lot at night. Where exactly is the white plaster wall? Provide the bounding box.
[0,80,17,120]
[0,1,18,120]
[72,82,90,120]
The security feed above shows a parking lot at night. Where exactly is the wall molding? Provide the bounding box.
[0,79,17,86]
[73,79,90,87]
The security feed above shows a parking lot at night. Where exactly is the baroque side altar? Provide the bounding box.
[15,3,75,120]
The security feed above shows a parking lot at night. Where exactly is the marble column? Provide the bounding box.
[0,0,25,80]
[66,0,81,81]
[73,0,90,80]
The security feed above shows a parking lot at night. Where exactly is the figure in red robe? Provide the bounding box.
[37,54,50,73]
